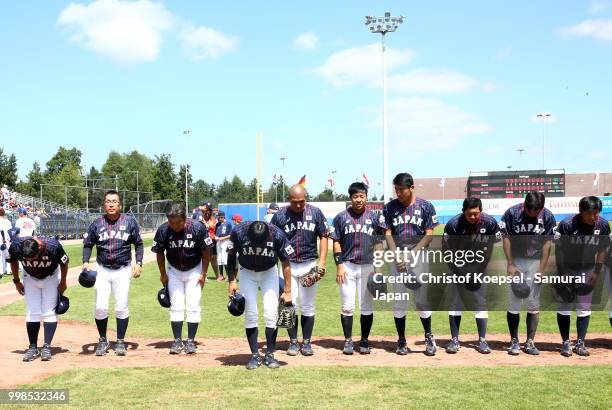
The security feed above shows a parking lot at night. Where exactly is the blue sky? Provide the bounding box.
[1,0,611,197]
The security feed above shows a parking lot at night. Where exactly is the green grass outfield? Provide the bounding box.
[1,251,611,338]
[11,366,612,409]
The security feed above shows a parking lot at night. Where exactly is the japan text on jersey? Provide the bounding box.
[554,215,610,267]
[227,222,294,272]
[383,198,439,247]
[330,209,386,264]
[83,214,143,268]
[270,204,329,262]
[8,236,69,279]
[152,220,213,271]
[499,204,556,259]
[444,213,502,245]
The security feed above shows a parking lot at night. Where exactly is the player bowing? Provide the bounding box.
[83,190,144,357]
[9,236,69,361]
[152,204,213,355]
[270,184,329,357]
[331,182,386,355]
[226,221,294,369]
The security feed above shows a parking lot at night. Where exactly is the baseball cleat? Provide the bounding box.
[95,337,109,356]
[573,339,589,357]
[477,338,491,354]
[263,352,280,369]
[523,339,539,355]
[169,338,184,354]
[508,338,520,355]
[425,333,437,356]
[358,339,371,355]
[445,337,460,354]
[396,338,409,355]
[561,340,572,357]
[40,343,52,361]
[23,345,40,362]
[246,353,263,370]
[185,339,197,354]
[287,339,300,356]
[115,339,127,356]
[300,339,314,356]
[343,338,354,355]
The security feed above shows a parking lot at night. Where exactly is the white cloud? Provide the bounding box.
[367,97,490,156]
[492,47,512,61]
[388,69,479,93]
[312,43,415,88]
[560,19,612,42]
[57,0,174,65]
[589,0,610,13]
[293,32,318,50]
[180,23,237,60]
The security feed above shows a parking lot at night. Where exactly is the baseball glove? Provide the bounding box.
[298,266,326,287]
[276,299,297,329]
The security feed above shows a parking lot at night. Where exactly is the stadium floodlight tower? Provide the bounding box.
[365,12,404,203]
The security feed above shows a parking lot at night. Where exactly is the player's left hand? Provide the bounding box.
[198,273,206,287]
[280,290,292,305]
[58,280,67,294]
[132,264,142,279]
[587,271,598,286]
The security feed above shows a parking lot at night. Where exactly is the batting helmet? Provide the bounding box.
[157,287,171,308]
[367,273,387,297]
[575,272,594,296]
[461,263,483,292]
[554,282,576,303]
[78,269,97,288]
[510,272,530,299]
[0,243,5,251]
[403,268,422,290]
[55,294,70,315]
[247,221,268,246]
[227,293,246,316]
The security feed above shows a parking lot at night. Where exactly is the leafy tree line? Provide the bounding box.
[0,147,362,211]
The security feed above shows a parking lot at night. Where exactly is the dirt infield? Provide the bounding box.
[2,316,612,388]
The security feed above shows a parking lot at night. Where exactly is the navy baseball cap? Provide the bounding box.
[18,207,27,214]
[268,203,279,211]
[217,211,226,217]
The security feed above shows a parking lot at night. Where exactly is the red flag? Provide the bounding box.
[298,175,307,187]
[361,173,370,187]
[327,175,334,187]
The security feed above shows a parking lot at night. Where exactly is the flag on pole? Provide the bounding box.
[439,177,446,188]
[327,175,334,187]
[298,175,307,187]
[362,173,370,187]
[593,169,600,187]
[272,174,278,184]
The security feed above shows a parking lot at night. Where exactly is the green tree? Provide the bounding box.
[313,188,335,202]
[246,178,259,203]
[45,147,82,175]
[152,154,179,201]
[0,151,19,189]
[18,161,45,197]
[217,175,248,203]
[191,179,216,208]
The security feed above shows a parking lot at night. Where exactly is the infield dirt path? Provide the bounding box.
[2,315,612,388]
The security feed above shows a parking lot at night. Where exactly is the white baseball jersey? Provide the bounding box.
[0,218,11,241]
[15,217,36,237]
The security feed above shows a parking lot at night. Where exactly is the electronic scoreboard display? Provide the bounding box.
[467,169,565,199]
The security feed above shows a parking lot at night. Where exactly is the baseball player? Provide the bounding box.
[226,221,294,369]
[270,185,328,356]
[500,191,555,355]
[15,208,36,237]
[383,173,439,356]
[152,203,213,354]
[8,236,68,361]
[443,197,501,354]
[193,202,220,279]
[554,196,610,357]
[0,208,12,276]
[330,182,385,355]
[264,203,279,223]
[82,190,144,357]
[215,211,232,281]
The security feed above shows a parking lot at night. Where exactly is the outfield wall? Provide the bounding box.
[220,196,612,225]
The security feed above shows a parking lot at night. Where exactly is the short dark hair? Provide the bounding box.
[104,190,120,201]
[22,238,39,259]
[462,197,482,212]
[524,191,545,211]
[392,173,414,188]
[0,208,4,216]
[167,203,187,219]
[348,182,368,197]
[579,196,602,213]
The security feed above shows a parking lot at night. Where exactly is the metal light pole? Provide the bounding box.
[128,170,139,221]
[365,12,404,203]
[280,156,287,200]
[183,130,192,210]
[331,170,337,201]
[536,113,551,169]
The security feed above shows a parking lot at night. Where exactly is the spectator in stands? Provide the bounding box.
[15,208,36,237]
[264,203,279,223]
[0,208,11,276]
[232,214,243,225]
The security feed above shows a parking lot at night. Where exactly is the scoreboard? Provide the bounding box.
[467,169,565,199]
